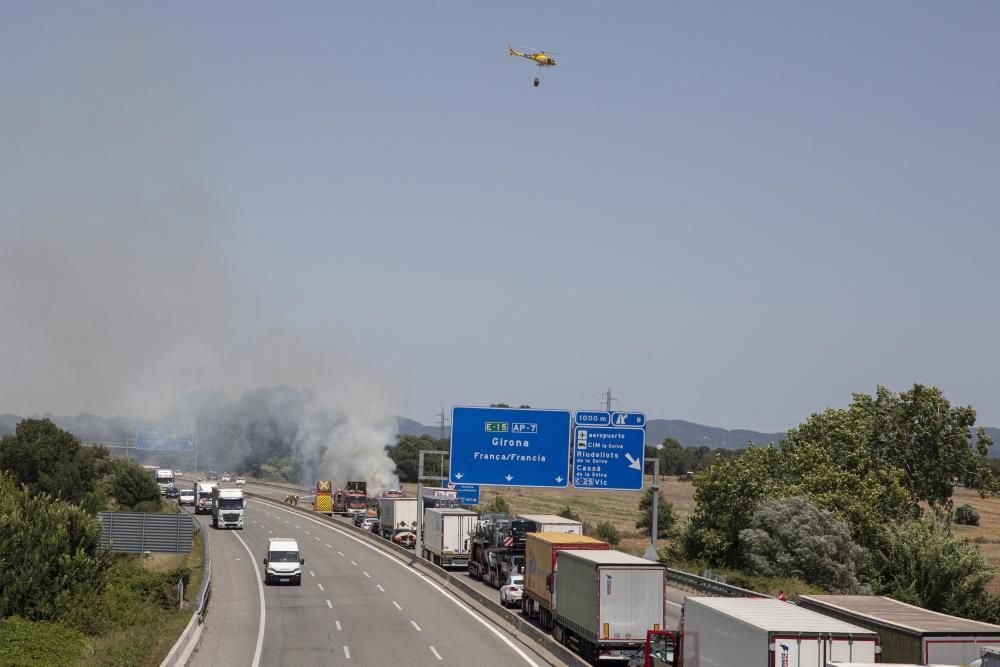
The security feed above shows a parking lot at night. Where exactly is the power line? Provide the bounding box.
[434,407,449,440]
[601,387,618,412]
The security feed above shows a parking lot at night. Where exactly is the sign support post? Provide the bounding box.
[415,450,448,562]
[643,458,660,561]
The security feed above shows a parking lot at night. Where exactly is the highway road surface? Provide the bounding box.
[185,491,551,666]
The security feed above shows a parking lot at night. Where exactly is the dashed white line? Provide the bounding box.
[305,530,311,535]
[343,646,350,659]
[326,599,332,608]
[294,525,300,529]
[392,600,401,610]
[250,500,540,666]
[335,620,342,631]
[315,536,320,541]
[309,571,315,577]
[350,560,357,566]
[284,520,290,524]
[363,571,370,578]
[268,530,273,534]
[317,583,324,592]
[326,543,333,549]
[378,585,386,593]
[430,646,442,661]
[411,620,422,632]
[231,532,266,667]
[337,551,344,557]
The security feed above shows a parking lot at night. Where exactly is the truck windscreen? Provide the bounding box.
[218,498,243,509]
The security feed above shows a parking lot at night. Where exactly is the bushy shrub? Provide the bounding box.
[111,459,161,510]
[739,496,869,594]
[480,494,510,514]
[594,521,622,546]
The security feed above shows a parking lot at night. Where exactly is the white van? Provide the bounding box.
[263,538,304,585]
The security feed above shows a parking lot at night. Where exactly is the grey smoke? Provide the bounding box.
[0,9,399,488]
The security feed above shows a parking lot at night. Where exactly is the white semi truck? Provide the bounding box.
[681,597,880,667]
[155,468,174,494]
[422,507,478,569]
[552,549,666,664]
[211,486,245,529]
[379,496,418,539]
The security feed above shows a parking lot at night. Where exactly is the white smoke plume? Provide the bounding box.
[0,9,400,488]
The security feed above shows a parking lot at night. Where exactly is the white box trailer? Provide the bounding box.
[553,549,666,663]
[194,481,217,515]
[517,514,583,535]
[379,497,418,538]
[422,508,478,569]
[681,597,880,667]
[799,595,1000,666]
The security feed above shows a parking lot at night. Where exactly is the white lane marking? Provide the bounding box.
[309,571,315,577]
[335,620,342,631]
[268,530,273,534]
[318,583,324,592]
[411,620,422,632]
[392,600,401,610]
[326,599,332,608]
[326,543,333,549]
[378,585,386,593]
[337,551,344,557]
[235,557,241,561]
[294,525,300,529]
[430,646,442,661]
[343,646,350,659]
[363,571,370,578]
[250,500,540,666]
[232,532,266,667]
[305,530,311,535]
[666,599,682,608]
[350,560,357,566]
[315,536,320,541]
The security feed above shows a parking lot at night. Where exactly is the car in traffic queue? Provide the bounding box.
[500,573,524,608]
[393,530,416,548]
[178,489,195,506]
[164,485,180,500]
[235,477,246,487]
[263,537,304,586]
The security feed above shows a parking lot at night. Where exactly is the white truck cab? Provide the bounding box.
[211,486,245,529]
[264,538,303,585]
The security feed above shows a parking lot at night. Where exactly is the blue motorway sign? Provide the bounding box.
[135,426,193,452]
[450,407,571,488]
[442,480,481,505]
[572,412,646,490]
[611,412,646,428]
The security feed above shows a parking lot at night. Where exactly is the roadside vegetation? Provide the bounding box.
[0,419,204,666]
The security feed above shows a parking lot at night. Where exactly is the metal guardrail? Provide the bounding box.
[192,516,211,617]
[159,511,211,667]
[665,568,768,598]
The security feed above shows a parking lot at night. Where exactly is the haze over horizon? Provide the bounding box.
[2,3,998,432]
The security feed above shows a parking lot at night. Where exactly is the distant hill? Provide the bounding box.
[1,413,997,456]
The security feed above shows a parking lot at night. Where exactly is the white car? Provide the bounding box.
[178,489,195,506]
[235,477,246,487]
[500,574,524,608]
[175,470,184,476]
[221,475,232,482]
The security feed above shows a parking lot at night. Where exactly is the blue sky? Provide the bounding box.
[2,2,998,429]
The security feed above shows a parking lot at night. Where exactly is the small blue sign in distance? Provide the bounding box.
[573,425,646,491]
[136,426,194,452]
[575,411,611,426]
[442,480,481,505]
[611,412,646,428]
[450,406,571,488]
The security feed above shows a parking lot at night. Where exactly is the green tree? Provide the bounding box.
[682,444,785,566]
[0,474,112,622]
[557,505,582,522]
[872,512,995,618]
[739,496,869,593]
[481,494,510,514]
[110,459,161,510]
[635,488,677,538]
[386,434,448,482]
[0,418,107,505]
[594,521,622,546]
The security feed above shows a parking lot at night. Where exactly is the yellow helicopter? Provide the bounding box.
[508,45,557,87]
